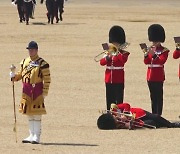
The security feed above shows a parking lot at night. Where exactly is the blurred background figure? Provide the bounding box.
[23,0,36,25]
[12,0,25,23]
[54,0,64,23]
[30,0,36,19]
[41,0,56,24]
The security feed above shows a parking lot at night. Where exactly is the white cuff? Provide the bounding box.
[9,72,15,78]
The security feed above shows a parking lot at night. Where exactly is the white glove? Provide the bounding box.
[9,72,15,78]
[11,2,15,5]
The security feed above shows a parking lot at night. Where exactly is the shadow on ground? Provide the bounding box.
[41,142,99,146]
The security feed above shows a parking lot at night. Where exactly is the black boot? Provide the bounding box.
[47,13,50,24]
[171,122,180,128]
[51,17,54,24]
[60,13,63,21]
[48,18,50,24]
[56,17,59,23]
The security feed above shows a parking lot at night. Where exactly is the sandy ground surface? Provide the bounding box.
[0,0,180,153]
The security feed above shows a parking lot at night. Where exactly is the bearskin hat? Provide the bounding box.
[148,24,165,43]
[97,113,116,130]
[109,25,126,44]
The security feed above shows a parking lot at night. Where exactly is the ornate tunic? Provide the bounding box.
[13,54,51,115]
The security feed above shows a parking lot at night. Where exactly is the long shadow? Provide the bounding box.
[59,22,86,25]
[32,22,47,25]
[41,142,98,147]
[31,22,85,26]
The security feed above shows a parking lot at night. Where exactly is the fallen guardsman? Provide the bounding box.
[97,103,180,130]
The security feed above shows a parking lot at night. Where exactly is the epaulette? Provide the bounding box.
[39,58,49,69]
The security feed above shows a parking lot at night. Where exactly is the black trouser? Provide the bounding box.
[56,0,64,13]
[46,0,55,23]
[17,3,24,21]
[140,111,172,128]
[15,0,24,21]
[30,1,35,18]
[24,2,33,23]
[147,81,163,115]
[55,0,64,20]
[105,83,124,110]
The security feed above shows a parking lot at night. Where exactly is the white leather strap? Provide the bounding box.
[106,66,124,70]
[148,64,163,68]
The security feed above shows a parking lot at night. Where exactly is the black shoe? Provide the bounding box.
[26,21,29,25]
[56,18,59,23]
[60,14,63,21]
[171,122,180,128]
[20,19,23,23]
[31,141,39,144]
[48,18,50,24]
[51,18,54,24]
[22,140,31,143]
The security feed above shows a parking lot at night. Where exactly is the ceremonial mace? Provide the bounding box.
[10,64,17,143]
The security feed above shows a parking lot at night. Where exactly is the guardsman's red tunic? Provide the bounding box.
[144,45,169,81]
[100,50,130,83]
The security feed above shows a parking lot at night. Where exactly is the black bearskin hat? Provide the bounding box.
[148,24,165,43]
[109,25,126,44]
[97,113,116,130]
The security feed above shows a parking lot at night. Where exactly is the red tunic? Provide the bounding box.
[115,103,146,119]
[100,51,130,83]
[144,46,169,81]
[173,50,180,78]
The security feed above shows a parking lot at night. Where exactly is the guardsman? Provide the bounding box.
[9,41,51,144]
[41,0,56,24]
[100,26,130,110]
[23,0,36,25]
[173,37,180,81]
[30,0,36,19]
[143,24,169,115]
[97,103,180,130]
[12,0,25,23]
[55,0,64,23]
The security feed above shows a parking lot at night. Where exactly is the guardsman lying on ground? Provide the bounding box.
[97,103,180,130]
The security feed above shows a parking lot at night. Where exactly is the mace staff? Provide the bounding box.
[10,64,17,143]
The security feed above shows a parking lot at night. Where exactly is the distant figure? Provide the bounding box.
[23,0,36,25]
[41,0,56,24]
[12,0,25,23]
[55,0,64,23]
[30,0,36,19]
